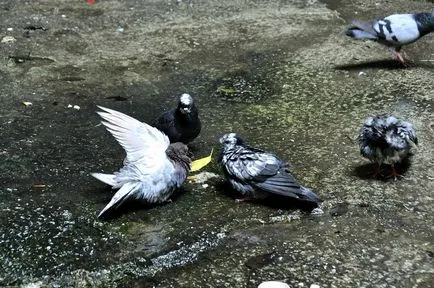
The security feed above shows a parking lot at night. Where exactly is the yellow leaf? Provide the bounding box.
[190,148,213,172]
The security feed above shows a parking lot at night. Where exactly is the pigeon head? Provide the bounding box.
[166,142,192,169]
[219,133,245,146]
[177,93,194,114]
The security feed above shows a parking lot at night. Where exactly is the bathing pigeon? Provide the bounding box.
[219,133,321,206]
[359,115,418,180]
[151,93,201,144]
[345,12,434,64]
[92,106,191,218]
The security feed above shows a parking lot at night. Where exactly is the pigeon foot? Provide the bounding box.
[392,51,407,67]
[387,166,404,181]
[369,164,382,179]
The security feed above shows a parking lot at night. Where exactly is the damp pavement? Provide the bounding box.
[0,0,433,287]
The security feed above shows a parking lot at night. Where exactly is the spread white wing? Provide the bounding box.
[96,106,170,164]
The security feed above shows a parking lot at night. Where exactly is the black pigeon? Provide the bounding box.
[345,12,434,64]
[359,115,418,179]
[218,133,321,206]
[92,106,192,218]
[152,93,201,144]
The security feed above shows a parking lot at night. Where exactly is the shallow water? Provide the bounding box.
[0,0,433,287]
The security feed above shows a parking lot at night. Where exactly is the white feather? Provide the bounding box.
[93,106,184,218]
[91,173,116,186]
[96,106,170,165]
[374,14,420,45]
[98,181,138,217]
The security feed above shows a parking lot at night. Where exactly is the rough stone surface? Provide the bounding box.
[0,0,433,287]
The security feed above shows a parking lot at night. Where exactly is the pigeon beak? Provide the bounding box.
[180,107,191,114]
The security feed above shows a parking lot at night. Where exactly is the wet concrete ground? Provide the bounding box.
[0,0,433,287]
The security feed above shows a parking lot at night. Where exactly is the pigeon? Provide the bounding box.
[359,115,418,180]
[151,93,201,144]
[345,12,434,64]
[92,106,191,218]
[218,133,322,206]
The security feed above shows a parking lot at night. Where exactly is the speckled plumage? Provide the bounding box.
[359,115,417,167]
[219,133,321,205]
[345,12,434,63]
[92,106,191,218]
[152,93,201,144]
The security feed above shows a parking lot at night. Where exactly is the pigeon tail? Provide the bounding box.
[299,186,322,203]
[345,28,378,40]
[98,181,140,218]
[91,173,116,186]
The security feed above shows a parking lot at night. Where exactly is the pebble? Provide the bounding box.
[310,284,320,288]
[1,35,16,43]
[22,101,33,106]
[310,207,324,216]
[258,281,289,288]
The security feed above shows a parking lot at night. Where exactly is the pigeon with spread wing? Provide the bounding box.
[92,106,191,218]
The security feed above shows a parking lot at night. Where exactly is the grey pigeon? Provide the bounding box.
[218,133,321,206]
[151,93,201,144]
[345,12,434,64]
[359,115,418,179]
[92,106,191,218]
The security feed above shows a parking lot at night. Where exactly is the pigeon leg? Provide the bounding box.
[387,165,404,181]
[370,163,382,178]
[391,50,407,67]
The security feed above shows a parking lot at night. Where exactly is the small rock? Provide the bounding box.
[22,101,33,106]
[73,105,80,110]
[1,35,16,43]
[258,281,289,288]
[358,71,366,76]
[188,171,219,184]
[201,183,209,188]
[310,207,324,216]
[21,282,43,288]
[310,284,320,288]
[7,27,13,31]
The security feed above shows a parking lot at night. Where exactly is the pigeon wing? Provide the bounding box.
[228,148,304,198]
[96,106,170,163]
[251,164,304,199]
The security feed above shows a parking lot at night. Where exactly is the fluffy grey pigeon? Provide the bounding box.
[345,12,434,64]
[219,133,321,205]
[92,106,191,218]
[151,93,201,144]
[359,115,418,179]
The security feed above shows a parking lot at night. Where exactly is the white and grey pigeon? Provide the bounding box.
[359,115,418,180]
[345,12,434,64]
[219,133,322,206]
[151,93,201,144]
[92,106,191,218]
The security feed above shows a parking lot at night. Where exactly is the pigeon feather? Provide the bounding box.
[219,133,321,204]
[345,12,434,62]
[92,106,191,218]
[151,93,201,144]
[359,115,417,166]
